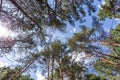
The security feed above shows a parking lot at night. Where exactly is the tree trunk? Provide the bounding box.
[51,57,54,80]
[47,61,50,80]
[58,58,63,80]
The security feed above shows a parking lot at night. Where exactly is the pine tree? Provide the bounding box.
[0,67,33,80]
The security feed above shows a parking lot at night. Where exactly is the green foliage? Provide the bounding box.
[98,0,120,20]
[93,24,120,79]
[39,40,70,80]
[114,46,120,51]
[39,40,88,80]
[17,75,33,80]
[68,27,95,51]
[116,24,120,31]
[1,0,120,80]
[94,59,118,74]
[83,74,107,80]
[110,24,120,44]
[111,27,120,44]
[0,67,33,80]
[4,0,97,31]
[0,0,97,51]
[51,55,86,80]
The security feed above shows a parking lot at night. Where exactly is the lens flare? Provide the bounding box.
[0,22,9,37]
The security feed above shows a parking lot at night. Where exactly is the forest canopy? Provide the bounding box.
[0,0,120,80]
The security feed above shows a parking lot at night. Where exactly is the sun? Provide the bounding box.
[0,26,8,36]
[0,22,9,37]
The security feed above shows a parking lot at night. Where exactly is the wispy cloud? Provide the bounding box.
[36,71,45,80]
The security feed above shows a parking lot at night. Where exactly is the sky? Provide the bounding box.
[0,0,120,80]
[51,0,120,42]
[36,0,120,79]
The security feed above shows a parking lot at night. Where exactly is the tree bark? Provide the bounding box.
[58,59,63,80]
[51,57,54,80]
[47,60,50,80]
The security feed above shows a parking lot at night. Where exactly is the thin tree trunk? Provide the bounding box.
[0,0,2,12]
[8,54,41,80]
[51,57,54,80]
[9,58,35,80]
[57,55,63,80]
[47,60,50,80]
[59,59,63,80]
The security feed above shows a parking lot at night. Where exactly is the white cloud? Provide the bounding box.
[98,0,106,10]
[98,4,103,10]
[0,61,8,67]
[72,51,94,64]
[105,28,110,33]
[74,52,86,62]
[101,1,105,5]
[36,71,45,80]
[115,18,119,21]
[73,28,76,32]
[115,18,120,23]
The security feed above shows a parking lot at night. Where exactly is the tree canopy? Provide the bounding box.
[0,0,120,80]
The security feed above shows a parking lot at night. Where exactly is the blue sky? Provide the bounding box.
[0,0,120,80]
[53,0,120,42]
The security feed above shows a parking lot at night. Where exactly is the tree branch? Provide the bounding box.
[0,0,2,12]
[100,57,120,67]
[8,0,42,30]
[99,41,120,47]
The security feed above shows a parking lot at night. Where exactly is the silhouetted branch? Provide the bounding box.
[8,0,43,30]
